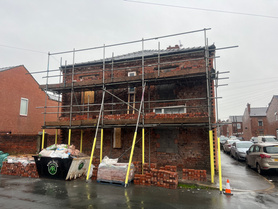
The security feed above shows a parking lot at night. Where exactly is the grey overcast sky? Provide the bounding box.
[1,0,277,120]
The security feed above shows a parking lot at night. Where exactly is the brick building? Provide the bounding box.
[41,44,218,172]
[242,103,268,140]
[266,95,278,138]
[0,65,59,153]
[227,116,243,139]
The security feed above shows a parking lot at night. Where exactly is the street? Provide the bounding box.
[0,152,278,209]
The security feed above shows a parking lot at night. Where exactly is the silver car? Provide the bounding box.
[223,139,240,154]
[230,141,253,161]
[246,143,278,174]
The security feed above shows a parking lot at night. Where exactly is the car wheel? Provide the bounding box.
[256,163,264,174]
[246,158,250,167]
[235,153,239,161]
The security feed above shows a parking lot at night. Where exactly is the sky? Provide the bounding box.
[1,0,278,120]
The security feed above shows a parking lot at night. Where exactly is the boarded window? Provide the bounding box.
[82,91,94,104]
[113,128,121,148]
[156,128,178,153]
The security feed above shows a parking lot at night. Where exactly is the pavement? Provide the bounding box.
[179,151,274,193]
[196,151,275,193]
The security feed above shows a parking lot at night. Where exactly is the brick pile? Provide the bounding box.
[91,158,100,181]
[1,162,39,178]
[182,169,207,182]
[133,164,178,189]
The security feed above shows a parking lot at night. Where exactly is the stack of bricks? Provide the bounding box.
[1,162,39,178]
[91,158,100,181]
[182,169,207,182]
[133,164,178,189]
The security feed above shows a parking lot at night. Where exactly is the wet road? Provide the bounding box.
[1,152,278,209]
[0,175,278,209]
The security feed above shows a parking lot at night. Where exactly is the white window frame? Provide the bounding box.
[153,105,186,114]
[128,71,136,94]
[20,98,28,116]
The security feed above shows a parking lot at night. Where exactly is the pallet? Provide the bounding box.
[97,179,127,187]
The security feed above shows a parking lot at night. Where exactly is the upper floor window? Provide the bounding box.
[154,105,186,114]
[237,123,241,130]
[20,98,28,116]
[258,120,263,127]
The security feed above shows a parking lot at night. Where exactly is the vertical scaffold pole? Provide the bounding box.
[55,129,58,144]
[41,129,45,150]
[80,130,83,153]
[68,48,75,146]
[125,84,146,187]
[204,29,215,183]
[42,52,50,150]
[86,89,106,181]
[141,38,145,173]
[100,44,105,163]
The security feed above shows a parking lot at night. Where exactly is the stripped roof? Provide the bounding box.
[62,44,215,68]
[250,107,267,117]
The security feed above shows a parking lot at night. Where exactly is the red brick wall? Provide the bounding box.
[61,126,210,171]
[0,66,59,135]
[267,96,278,137]
[0,134,56,155]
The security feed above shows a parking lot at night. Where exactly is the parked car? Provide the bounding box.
[230,141,253,161]
[220,136,229,150]
[223,139,240,154]
[250,137,259,143]
[257,135,278,143]
[246,143,278,174]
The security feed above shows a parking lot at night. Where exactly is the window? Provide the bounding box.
[20,98,28,116]
[237,123,241,130]
[258,120,263,126]
[154,105,186,114]
[128,71,136,94]
[82,91,94,103]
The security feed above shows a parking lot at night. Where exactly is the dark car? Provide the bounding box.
[219,136,229,150]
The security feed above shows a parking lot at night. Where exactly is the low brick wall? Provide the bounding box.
[1,162,39,178]
[0,134,57,155]
[182,169,207,182]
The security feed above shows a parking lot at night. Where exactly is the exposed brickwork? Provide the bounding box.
[0,134,57,155]
[182,169,207,182]
[266,96,278,137]
[61,126,210,171]
[1,162,39,178]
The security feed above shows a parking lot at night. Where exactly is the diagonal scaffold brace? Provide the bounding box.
[86,88,106,181]
[124,83,146,187]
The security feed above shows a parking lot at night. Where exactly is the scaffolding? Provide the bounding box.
[35,28,235,185]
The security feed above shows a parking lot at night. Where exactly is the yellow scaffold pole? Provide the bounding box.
[86,89,105,181]
[80,130,83,153]
[142,128,145,174]
[217,137,223,192]
[100,128,103,163]
[125,84,146,187]
[55,129,58,144]
[41,129,45,150]
[68,129,71,146]
[209,130,215,183]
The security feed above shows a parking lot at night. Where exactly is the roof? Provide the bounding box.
[62,44,216,69]
[0,65,23,73]
[229,116,243,122]
[250,107,267,117]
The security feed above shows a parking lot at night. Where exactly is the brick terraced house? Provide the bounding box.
[0,65,59,154]
[41,43,218,172]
